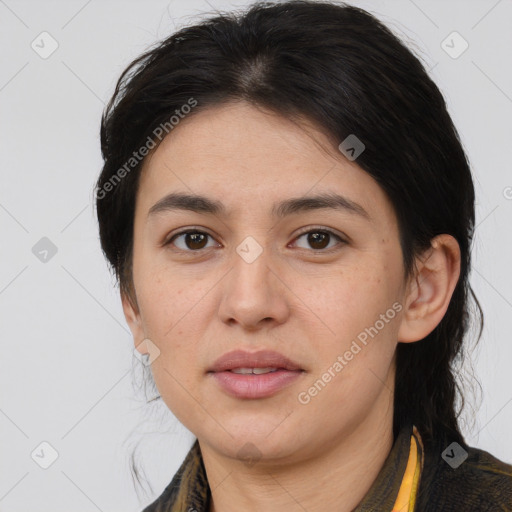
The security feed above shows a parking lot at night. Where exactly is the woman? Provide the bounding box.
[95,1,512,510]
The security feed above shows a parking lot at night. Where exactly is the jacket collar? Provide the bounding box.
[354,423,424,511]
[147,422,424,512]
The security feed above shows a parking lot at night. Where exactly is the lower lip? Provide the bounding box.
[210,369,304,399]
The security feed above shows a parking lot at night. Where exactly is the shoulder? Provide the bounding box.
[417,441,512,511]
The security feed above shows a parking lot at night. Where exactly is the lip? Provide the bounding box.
[208,349,303,373]
[207,349,305,399]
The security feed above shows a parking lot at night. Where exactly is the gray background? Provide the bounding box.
[1,0,511,510]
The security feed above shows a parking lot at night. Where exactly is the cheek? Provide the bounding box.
[134,260,197,336]
[306,262,398,339]
[300,263,401,408]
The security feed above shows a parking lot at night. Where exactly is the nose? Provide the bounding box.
[217,245,290,331]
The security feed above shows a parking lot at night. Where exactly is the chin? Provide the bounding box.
[205,423,300,462]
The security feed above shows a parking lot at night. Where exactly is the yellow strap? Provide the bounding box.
[391,427,423,511]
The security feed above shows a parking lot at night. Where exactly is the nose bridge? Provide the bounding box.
[218,234,289,328]
[231,234,273,299]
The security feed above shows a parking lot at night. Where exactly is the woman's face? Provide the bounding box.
[124,100,409,463]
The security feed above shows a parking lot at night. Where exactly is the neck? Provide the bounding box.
[200,379,395,512]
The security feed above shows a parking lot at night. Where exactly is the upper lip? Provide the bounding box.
[208,349,303,373]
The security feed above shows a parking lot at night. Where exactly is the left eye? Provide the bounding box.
[292,229,345,251]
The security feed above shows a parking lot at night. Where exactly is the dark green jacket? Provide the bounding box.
[142,422,512,511]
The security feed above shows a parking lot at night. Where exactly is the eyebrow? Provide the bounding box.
[147,192,371,221]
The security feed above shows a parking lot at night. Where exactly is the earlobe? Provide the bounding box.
[397,234,461,343]
[121,290,146,354]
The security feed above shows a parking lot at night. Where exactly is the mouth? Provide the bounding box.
[207,350,305,399]
[227,367,283,374]
[207,349,304,373]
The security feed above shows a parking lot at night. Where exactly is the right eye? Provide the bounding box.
[165,229,220,252]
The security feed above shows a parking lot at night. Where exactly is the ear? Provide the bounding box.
[397,234,461,343]
[121,290,147,355]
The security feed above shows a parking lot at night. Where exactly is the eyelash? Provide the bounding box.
[164,226,347,253]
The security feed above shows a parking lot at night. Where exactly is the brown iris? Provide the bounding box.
[306,231,330,250]
[184,232,208,250]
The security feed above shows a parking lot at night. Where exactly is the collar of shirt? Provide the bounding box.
[144,422,424,512]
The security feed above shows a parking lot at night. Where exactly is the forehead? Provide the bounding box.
[136,101,394,224]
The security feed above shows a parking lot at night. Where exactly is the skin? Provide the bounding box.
[122,100,461,512]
